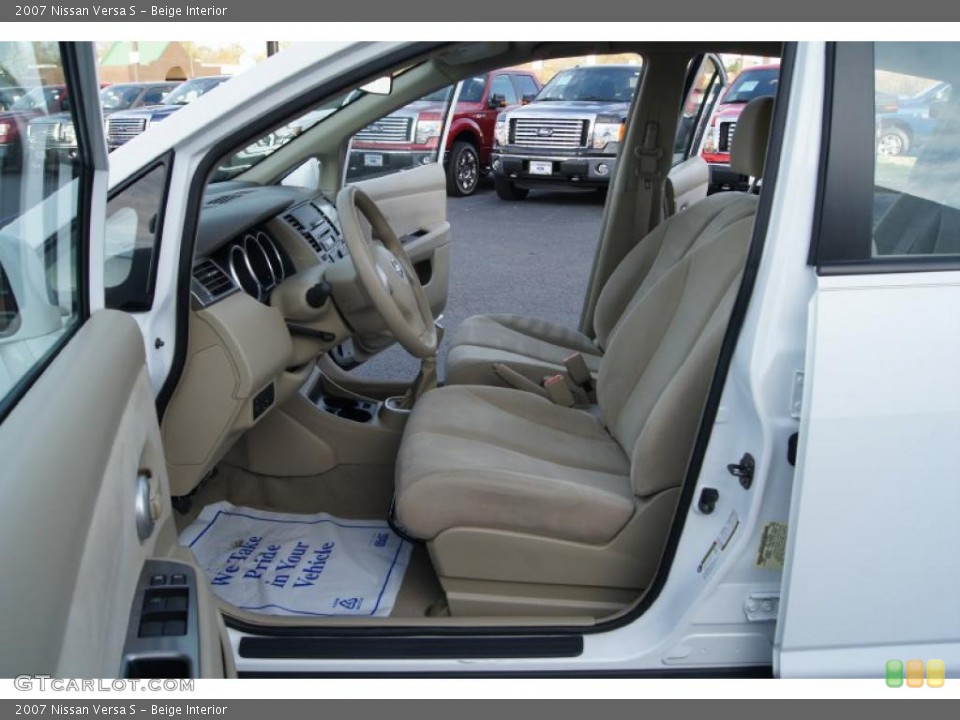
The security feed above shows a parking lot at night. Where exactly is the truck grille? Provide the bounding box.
[510,118,587,148]
[355,116,413,143]
[719,121,737,153]
[107,118,148,144]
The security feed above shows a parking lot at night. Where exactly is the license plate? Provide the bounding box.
[364,154,384,167]
[528,160,553,176]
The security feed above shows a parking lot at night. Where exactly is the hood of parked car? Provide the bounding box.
[507,99,630,118]
[107,104,182,122]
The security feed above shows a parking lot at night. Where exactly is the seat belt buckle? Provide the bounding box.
[543,374,576,407]
[563,352,593,390]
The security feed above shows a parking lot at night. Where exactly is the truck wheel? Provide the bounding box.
[447,141,480,197]
[494,177,529,201]
[877,127,910,157]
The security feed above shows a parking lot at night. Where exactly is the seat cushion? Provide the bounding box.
[445,314,602,387]
[395,385,633,545]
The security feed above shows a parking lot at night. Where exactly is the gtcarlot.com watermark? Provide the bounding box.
[14,677,195,692]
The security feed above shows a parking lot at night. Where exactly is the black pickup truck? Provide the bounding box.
[490,64,640,199]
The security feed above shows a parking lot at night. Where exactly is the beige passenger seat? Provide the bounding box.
[445,154,730,388]
[394,97,775,617]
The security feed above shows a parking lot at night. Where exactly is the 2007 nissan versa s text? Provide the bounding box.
[0,39,957,679]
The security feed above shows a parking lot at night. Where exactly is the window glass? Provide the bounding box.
[140,86,168,106]
[0,41,84,406]
[212,88,362,183]
[489,75,518,106]
[674,57,724,164]
[100,86,141,112]
[873,42,960,257]
[537,65,640,103]
[460,77,486,103]
[723,67,779,104]
[345,82,455,183]
[514,74,540,102]
[104,163,169,311]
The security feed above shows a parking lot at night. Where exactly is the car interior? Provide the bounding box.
[155,41,783,631]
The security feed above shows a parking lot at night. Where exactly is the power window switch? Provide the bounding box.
[149,574,167,586]
[139,621,163,638]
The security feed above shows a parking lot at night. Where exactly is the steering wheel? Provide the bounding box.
[335,186,438,359]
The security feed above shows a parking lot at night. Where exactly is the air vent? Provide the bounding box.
[191,259,237,306]
[283,213,323,255]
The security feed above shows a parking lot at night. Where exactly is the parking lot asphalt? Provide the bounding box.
[352,183,607,381]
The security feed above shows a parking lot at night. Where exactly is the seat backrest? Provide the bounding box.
[596,96,774,498]
[665,155,710,216]
[591,98,774,350]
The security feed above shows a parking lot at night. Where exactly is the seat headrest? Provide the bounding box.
[729,95,775,179]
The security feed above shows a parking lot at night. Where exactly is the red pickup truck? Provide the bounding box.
[347,69,541,196]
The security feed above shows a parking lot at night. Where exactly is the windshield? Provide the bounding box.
[163,77,226,106]
[100,86,142,111]
[537,66,639,102]
[211,87,358,182]
[723,67,779,104]
[11,86,62,111]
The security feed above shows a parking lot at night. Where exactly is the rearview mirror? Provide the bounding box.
[360,76,392,96]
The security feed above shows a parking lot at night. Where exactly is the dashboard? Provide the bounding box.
[167,181,353,497]
[190,182,348,308]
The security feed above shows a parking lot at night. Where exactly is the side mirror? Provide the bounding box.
[521,93,537,105]
[488,93,507,109]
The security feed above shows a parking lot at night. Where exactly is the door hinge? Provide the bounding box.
[727,452,755,490]
[744,592,780,622]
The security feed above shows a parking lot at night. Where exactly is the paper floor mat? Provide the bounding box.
[179,501,412,617]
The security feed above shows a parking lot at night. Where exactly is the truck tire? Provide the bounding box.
[494,177,529,201]
[447,141,480,197]
[877,126,910,157]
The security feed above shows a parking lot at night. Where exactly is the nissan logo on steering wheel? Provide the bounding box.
[390,257,406,279]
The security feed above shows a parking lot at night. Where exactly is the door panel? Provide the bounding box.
[351,162,451,318]
[0,42,226,678]
[0,314,144,672]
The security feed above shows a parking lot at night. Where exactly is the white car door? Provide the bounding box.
[0,42,225,679]
[777,41,960,680]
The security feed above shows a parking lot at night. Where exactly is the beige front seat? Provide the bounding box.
[445,157,712,388]
[396,97,775,617]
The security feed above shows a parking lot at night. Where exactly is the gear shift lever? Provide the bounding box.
[397,321,444,410]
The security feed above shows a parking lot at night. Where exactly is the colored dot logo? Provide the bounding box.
[886,659,945,688]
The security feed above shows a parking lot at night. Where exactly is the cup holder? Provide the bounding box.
[317,393,378,423]
[337,407,373,423]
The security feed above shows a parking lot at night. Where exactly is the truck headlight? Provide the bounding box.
[494,115,508,147]
[702,125,718,154]
[592,115,625,151]
[59,122,76,145]
[415,119,442,145]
